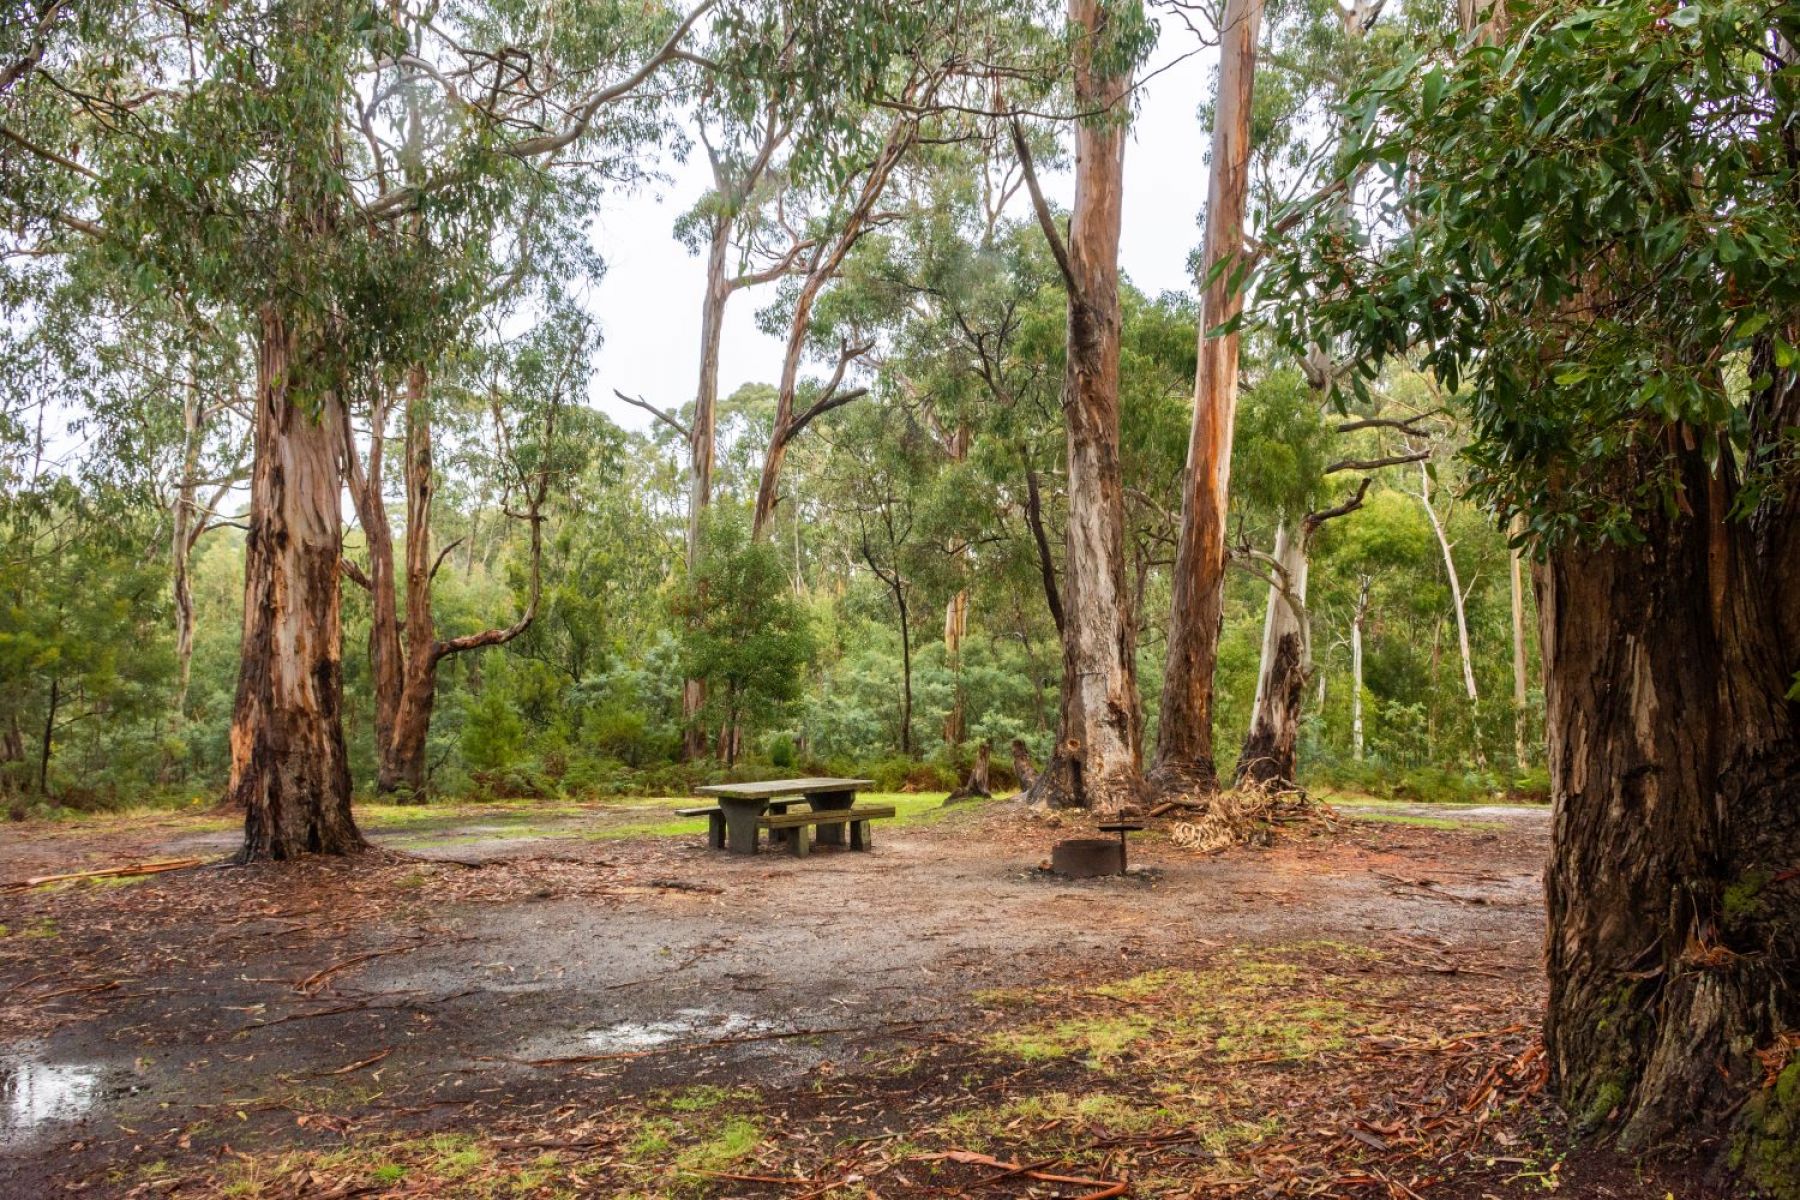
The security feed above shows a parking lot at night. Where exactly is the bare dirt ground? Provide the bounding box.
[0,795,1716,1198]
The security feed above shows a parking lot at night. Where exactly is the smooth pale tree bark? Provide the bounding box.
[228,308,363,860]
[661,118,795,758]
[750,114,917,539]
[1014,0,1142,813]
[1351,575,1369,761]
[169,348,246,720]
[1151,0,1264,798]
[941,423,972,745]
[1509,517,1530,767]
[1416,462,1486,766]
[1539,442,1800,1159]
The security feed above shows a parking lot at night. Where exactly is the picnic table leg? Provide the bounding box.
[707,810,725,850]
[805,790,855,847]
[850,819,871,851]
[720,798,764,855]
[787,824,811,858]
[766,800,794,847]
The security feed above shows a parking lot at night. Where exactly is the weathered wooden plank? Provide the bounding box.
[757,804,897,830]
[694,777,873,800]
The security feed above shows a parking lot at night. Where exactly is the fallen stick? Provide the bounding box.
[686,1169,823,1186]
[2,858,204,892]
[295,946,424,994]
[913,1149,1126,1197]
[310,1048,392,1077]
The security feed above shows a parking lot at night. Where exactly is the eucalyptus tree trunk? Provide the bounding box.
[1235,521,1310,788]
[942,423,971,745]
[751,118,912,540]
[383,367,441,793]
[171,373,204,717]
[1417,464,1486,765]
[1152,0,1263,799]
[1024,0,1142,813]
[228,308,362,860]
[1509,519,1530,767]
[1351,576,1369,761]
[1539,443,1800,1165]
[350,365,548,797]
[682,219,731,759]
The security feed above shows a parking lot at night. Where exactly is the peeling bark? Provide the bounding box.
[1235,521,1311,788]
[1541,443,1800,1158]
[1152,0,1264,799]
[1020,0,1143,814]
[229,308,363,860]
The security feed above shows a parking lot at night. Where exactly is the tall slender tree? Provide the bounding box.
[1151,0,1264,800]
[1012,0,1150,812]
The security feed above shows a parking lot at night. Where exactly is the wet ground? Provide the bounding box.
[0,792,1705,1198]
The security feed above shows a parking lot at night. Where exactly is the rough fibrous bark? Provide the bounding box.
[1152,0,1264,799]
[946,741,991,803]
[1540,442,1800,1162]
[1022,0,1143,815]
[1235,521,1310,788]
[229,308,363,860]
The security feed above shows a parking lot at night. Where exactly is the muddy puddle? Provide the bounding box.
[0,1053,103,1147]
[581,1008,770,1053]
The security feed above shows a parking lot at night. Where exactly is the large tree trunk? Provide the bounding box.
[1540,443,1800,1170]
[1235,521,1310,788]
[1151,0,1264,799]
[228,308,362,860]
[1024,0,1142,814]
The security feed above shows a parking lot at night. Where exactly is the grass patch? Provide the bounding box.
[984,946,1391,1072]
[1345,811,1504,831]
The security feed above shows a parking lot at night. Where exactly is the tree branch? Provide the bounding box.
[1325,449,1431,474]
[1009,116,1076,296]
[614,389,692,441]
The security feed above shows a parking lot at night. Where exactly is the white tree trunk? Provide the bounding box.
[1418,463,1485,767]
[1510,517,1530,767]
[1351,575,1369,761]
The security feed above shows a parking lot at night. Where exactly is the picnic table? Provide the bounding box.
[680,777,892,857]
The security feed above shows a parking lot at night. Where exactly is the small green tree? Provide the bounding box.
[671,510,815,764]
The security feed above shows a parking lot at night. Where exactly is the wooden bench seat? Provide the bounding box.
[673,805,727,849]
[756,804,896,857]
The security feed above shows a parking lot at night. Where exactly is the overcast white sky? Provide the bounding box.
[586,11,1216,434]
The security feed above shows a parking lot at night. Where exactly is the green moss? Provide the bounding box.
[1577,1080,1627,1133]
[1733,1062,1800,1199]
[663,1085,754,1113]
[1723,870,1771,920]
[627,1118,678,1160]
[986,1012,1154,1064]
[674,1115,762,1174]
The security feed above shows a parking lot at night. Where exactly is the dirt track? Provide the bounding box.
[0,796,1703,1198]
